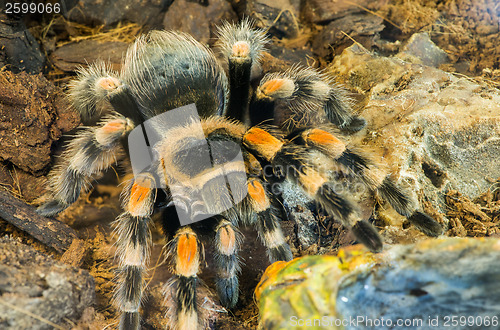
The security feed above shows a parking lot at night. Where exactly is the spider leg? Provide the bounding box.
[68,62,122,124]
[217,19,267,121]
[113,172,156,329]
[250,73,295,127]
[246,178,293,262]
[37,115,133,217]
[243,127,383,252]
[250,67,366,133]
[295,162,382,253]
[296,127,443,237]
[323,84,366,133]
[377,177,443,236]
[165,226,203,330]
[213,216,242,308]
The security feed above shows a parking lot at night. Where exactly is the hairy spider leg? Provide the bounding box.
[243,127,383,252]
[246,177,293,262]
[250,74,295,127]
[251,67,366,133]
[113,172,157,329]
[164,226,203,330]
[376,177,443,236]
[323,85,367,133]
[36,115,133,216]
[295,127,443,237]
[68,62,122,124]
[217,19,267,122]
[213,216,243,308]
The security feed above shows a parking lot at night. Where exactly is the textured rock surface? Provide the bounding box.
[328,44,500,222]
[0,70,80,202]
[397,32,449,67]
[163,0,237,46]
[337,239,500,329]
[256,238,500,329]
[64,0,172,28]
[312,12,384,57]
[245,0,300,38]
[0,236,95,329]
[0,14,45,73]
[50,40,130,72]
[0,71,80,176]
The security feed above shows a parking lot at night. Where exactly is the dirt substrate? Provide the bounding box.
[382,0,500,76]
[1,0,500,328]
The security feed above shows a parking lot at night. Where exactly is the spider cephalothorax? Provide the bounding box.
[37,19,442,329]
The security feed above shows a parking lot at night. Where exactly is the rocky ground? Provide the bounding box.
[0,0,499,329]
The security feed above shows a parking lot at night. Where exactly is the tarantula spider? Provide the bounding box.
[37,19,442,329]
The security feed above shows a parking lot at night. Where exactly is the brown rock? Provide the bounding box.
[259,52,291,74]
[312,13,384,57]
[302,0,376,24]
[0,71,80,175]
[163,0,237,46]
[50,40,130,72]
[246,0,300,38]
[268,45,314,66]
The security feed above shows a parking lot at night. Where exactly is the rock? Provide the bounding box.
[0,71,80,176]
[246,0,299,38]
[302,0,378,24]
[0,165,47,203]
[337,238,500,329]
[0,236,95,329]
[328,44,500,220]
[0,14,45,73]
[312,12,384,57]
[163,0,237,46]
[268,45,314,66]
[50,40,130,72]
[397,32,448,67]
[256,238,500,329]
[258,52,291,75]
[64,0,172,28]
[60,239,92,268]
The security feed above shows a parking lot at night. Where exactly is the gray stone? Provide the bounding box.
[398,32,449,67]
[337,238,500,329]
[256,237,500,330]
[328,44,500,222]
[0,236,95,329]
[0,14,45,74]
